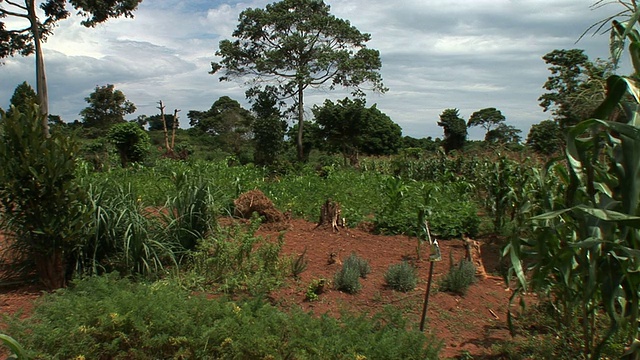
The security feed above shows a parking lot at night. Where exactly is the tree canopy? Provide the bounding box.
[251,88,287,166]
[538,49,610,129]
[80,84,136,130]
[468,107,505,133]
[437,108,467,153]
[0,0,142,135]
[211,0,387,161]
[188,96,254,160]
[313,98,401,164]
[6,81,37,118]
[526,119,562,155]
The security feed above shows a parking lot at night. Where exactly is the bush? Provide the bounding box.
[334,253,370,294]
[384,261,418,292]
[439,255,476,295]
[0,105,90,289]
[5,274,442,359]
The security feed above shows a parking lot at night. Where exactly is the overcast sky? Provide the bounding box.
[0,0,629,139]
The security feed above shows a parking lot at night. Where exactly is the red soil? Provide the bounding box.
[0,219,518,359]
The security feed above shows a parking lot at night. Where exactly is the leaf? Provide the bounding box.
[0,334,29,360]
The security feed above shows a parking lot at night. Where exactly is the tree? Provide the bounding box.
[188,96,254,159]
[147,113,178,131]
[211,0,387,161]
[314,97,401,165]
[6,81,37,118]
[107,121,149,167]
[485,123,521,145]
[437,108,467,153]
[538,49,610,129]
[467,107,506,133]
[526,119,562,155]
[80,84,136,131]
[0,0,142,136]
[251,88,287,166]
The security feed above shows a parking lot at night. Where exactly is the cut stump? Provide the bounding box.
[315,199,344,232]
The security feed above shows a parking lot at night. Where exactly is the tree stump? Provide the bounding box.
[462,234,488,280]
[316,199,344,232]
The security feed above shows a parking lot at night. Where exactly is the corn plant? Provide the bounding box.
[0,333,28,360]
[505,9,640,359]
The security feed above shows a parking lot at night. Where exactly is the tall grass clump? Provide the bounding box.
[162,170,219,254]
[5,274,442,359]
[77,180,175,278]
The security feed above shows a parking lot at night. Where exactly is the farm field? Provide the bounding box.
[1,218,515,359]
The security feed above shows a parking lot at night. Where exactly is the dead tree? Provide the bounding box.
[315,199,344,232]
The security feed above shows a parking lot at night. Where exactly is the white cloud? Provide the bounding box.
[0,0,626,139]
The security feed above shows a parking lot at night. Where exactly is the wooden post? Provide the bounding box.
[171,108,180,150]
[157,100,170,152]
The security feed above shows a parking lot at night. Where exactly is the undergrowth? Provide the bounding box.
[3,274,442,359]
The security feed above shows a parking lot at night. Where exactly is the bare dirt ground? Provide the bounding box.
[0,219,518,359]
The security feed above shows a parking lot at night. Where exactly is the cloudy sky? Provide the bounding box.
[0,0,629,139]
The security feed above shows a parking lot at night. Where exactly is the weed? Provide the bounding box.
[305,278,327,302]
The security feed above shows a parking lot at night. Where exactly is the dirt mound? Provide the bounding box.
[233,190,289,230]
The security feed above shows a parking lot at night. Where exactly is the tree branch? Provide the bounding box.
[5,0,28,11]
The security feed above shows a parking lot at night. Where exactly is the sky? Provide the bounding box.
[0,0,630,140]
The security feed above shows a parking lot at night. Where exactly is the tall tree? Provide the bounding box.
[314,97,401,165]
[526,119,562,155]
[0,0,142,137]
[538,49,610,129]
[188,96,254,158]
[80,84,136,131]
[437,108,467,153]
[485,123,521,144]
[211,0,387,161]
[251,88,287,166]
[6,81,37,118]
[467,107,506,133]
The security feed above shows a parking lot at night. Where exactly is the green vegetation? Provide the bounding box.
[334,253,371,294]
[4,274,441,359]
[384,261,418,292]
[438,254,476,295]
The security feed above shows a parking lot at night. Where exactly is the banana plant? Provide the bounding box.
[505,10,640,360]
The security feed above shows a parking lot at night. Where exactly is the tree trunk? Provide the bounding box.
[462,234,488,279]
[33,248,66,290]
[315,199,344,232]
[27,0,50,138]
[296,84,305,161]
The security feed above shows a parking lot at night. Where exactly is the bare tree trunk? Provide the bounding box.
[296,84,304,161]
[171,109,180,149]
[157,101,170,152]
[27,0,50,138]
[33,248,66,290]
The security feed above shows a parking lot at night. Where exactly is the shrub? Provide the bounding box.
[439,255,476,295]
[5,274,442,359]
[384,261,418,292]
[107,121,150,167]
[334,253,370,294]
[0,105,90,289]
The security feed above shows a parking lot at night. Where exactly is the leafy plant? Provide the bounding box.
[505,8,640,359]
[439,253,476,295]
[0,105,90,289]
[290,247,308,280]
[107,121,150,167]
[0,333,29,360]
[384,261,418,292]
[5,274,441,359]
[305,278,326,302]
